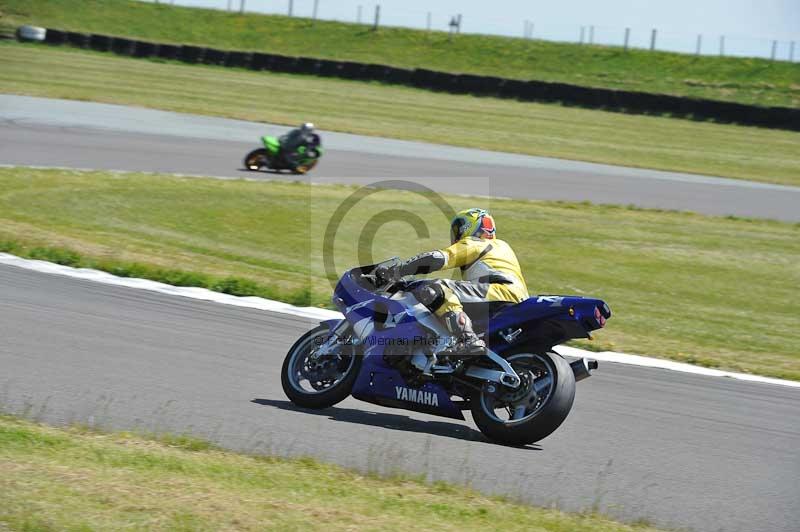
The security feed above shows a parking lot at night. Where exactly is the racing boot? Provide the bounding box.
[441,310,485,359]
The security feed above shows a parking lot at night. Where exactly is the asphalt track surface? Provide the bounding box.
[2,264,799,532]
[2,95,800,221]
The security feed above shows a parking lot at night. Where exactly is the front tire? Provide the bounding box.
[281,325,361,409]
[292,159,318,175]
[470,351,576,446]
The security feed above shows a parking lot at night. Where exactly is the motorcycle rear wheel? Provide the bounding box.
[470,351,575,446]
[281,325,362,409]
[244,148,270,171]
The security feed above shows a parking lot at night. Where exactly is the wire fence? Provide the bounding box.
[147,0,799,62]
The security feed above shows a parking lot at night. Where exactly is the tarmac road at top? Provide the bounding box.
[2,95,799,221]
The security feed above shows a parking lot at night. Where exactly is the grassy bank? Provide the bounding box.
[1,0,798,108]
[2,43,799,185]
[1,166,799,380]
[0,415,662,531]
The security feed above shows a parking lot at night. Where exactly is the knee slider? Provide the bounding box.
[413,283,445,311]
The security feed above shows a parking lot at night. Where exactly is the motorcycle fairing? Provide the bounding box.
[261,135,281,155]
[329,266,610,420]
[351,343,465,420]
[332,272,464,419]
[484,296,610,354]
[351,362,465,420]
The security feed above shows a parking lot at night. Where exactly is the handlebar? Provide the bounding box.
[353,258,406,293]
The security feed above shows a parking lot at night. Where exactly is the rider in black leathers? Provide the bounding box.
[280,122,319,168]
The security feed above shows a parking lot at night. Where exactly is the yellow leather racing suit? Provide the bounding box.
[433,236,529,316]
[385,236,528,322]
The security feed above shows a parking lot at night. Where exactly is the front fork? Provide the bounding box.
[310,319,350,360]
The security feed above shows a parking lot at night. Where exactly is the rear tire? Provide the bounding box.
[281,325,361,409]
[470,351,575,446]
[244,148,269,171]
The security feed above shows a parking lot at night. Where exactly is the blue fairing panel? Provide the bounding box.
[351,348,465,420]
[488,296,605,330]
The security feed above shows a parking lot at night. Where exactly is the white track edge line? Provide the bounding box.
[1,252,797,389]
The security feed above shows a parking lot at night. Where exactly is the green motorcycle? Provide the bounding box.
[243,134,322,175]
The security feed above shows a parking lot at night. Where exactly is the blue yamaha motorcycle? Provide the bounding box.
[281,259,611,446]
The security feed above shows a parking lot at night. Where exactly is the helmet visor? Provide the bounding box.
[450,217,468,243]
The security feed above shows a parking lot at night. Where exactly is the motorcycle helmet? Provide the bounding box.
[450,208,496,244]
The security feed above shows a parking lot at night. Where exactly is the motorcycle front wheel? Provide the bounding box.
[244,148,270,171]
[281,325,362,409]
[470,351,576,446]
[292,159,318,175]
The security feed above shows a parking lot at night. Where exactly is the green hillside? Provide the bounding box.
[1,0,798,107]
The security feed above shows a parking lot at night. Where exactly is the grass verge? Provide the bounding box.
[1,166,799,380]
[0,415,663,531]
[1,0,798,108]
[0,240,316,307]
[1,42,799,185]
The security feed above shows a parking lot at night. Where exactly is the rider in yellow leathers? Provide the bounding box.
[377,208,528,357]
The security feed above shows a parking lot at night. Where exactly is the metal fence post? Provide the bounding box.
[589,25,594,44]
[650,28,657,51]
[579,26,585,44]
[239,0,245,14]
[357,5,362,23]
[525,21,534,39]
[695,34,702,55]
[373,5,380,31]
[771,40,777,60]
[288,0,293,17]
[227,0,232,11]
[312,0,319,23]
[427,12,431,31]
[624,27,630,50]
[791,41,796,62]
[719,35,725,56]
